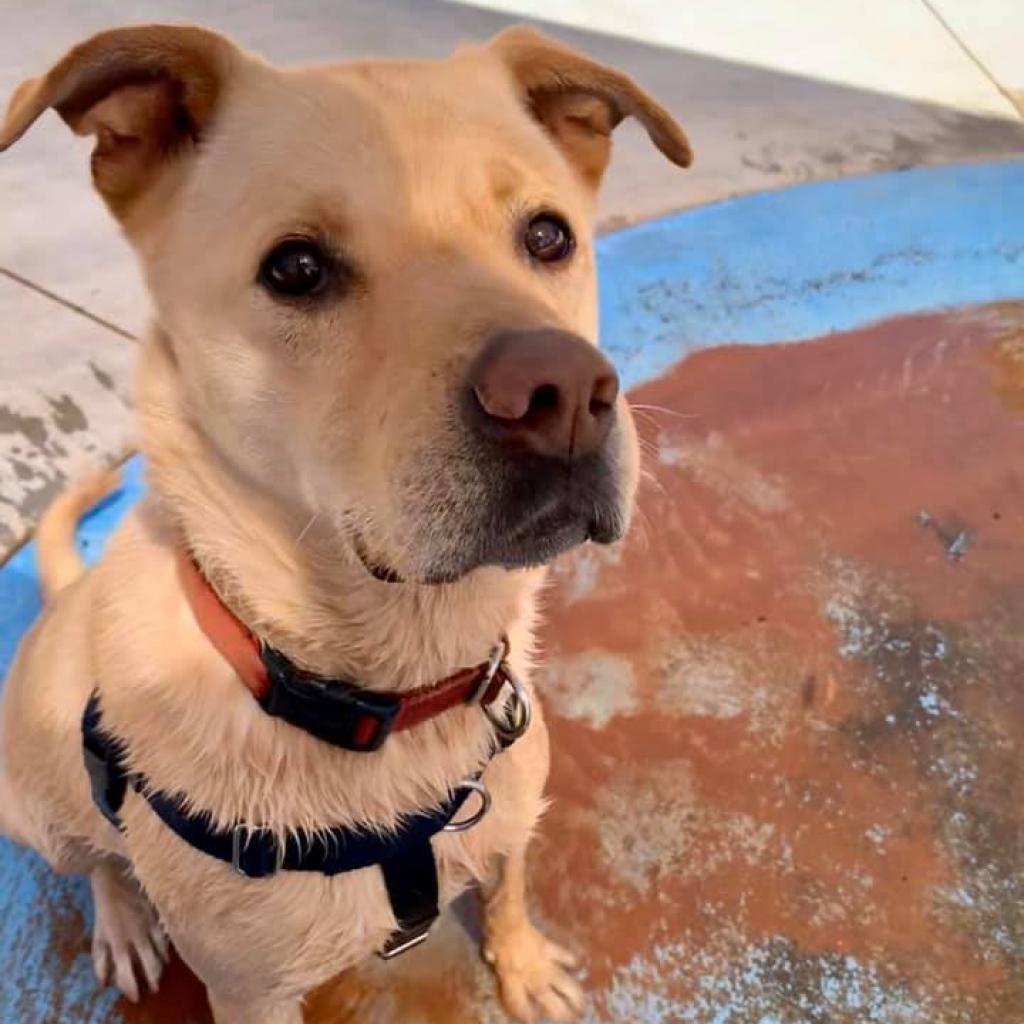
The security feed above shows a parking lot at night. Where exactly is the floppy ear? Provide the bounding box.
[490,25,692,190]
[0,25,236,217]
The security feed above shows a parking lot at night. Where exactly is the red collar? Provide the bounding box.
[176,552,511,748]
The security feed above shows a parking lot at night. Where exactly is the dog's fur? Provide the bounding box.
[0,24,688,1023]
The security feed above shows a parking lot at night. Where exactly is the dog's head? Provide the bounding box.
[2,25,690,584]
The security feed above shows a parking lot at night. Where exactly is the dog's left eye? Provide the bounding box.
[259,239,329,297]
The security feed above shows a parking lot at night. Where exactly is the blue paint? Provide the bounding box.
[0,858,117,1022]
[0,459,145,1024]
[0,458,146,680]
[601,159,1024,389]
[2,160,1023,1019]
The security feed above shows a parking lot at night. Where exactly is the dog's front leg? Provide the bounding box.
[207,991,304,1024]
[483,844,584,1023]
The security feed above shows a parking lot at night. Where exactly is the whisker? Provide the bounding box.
[629,409,663,434]
[629,402,700,421]
[638,468,668,500]
[294,512,319,548]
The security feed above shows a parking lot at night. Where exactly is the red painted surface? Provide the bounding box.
[38,304,1024,1021]
[525,301,1024,1023]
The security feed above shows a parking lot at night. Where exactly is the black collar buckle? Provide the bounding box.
[259,645,400,752]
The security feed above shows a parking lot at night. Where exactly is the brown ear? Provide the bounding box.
[490,26,692,190]
[0,25,235,216]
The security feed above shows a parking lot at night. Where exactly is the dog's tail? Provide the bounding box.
[35,468,121,601]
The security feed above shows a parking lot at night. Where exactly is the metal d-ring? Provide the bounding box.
[485,662,532,745]
[443,779,492,832]
[473,640,510,701]
[472,641,532,746]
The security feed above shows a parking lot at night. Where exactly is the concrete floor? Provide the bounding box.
[1,3,1023,1023]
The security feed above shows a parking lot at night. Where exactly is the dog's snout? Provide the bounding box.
[464,329,619,459]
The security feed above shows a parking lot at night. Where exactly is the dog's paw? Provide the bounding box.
[90,865,170,1002]
[484,922,584,1023]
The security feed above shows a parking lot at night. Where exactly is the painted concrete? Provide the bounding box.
[0,275,134,552]
[1,162,1022,1022]
[598,160,1024,387]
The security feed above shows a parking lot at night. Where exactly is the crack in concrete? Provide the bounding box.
[0,267,136,343]
[919,0,1024,124]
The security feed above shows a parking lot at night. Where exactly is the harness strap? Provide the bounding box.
[379,844,441,957]
[82,694,128,830]
[145,785,472,878]
[81,692,489,956]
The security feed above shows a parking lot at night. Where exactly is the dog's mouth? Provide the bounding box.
[349,438,630,586]
[351,532,405,584]
[350,506,617,588]
[349,441,630,586]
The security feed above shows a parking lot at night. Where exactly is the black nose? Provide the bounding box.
[463,328,619,459]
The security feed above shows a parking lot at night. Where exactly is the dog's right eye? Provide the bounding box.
[259,239,329,298]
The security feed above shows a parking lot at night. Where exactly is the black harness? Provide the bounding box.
[81,644,527,958]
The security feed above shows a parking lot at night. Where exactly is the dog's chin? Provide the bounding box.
[353,504,626,587]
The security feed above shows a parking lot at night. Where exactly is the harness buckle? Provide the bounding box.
[232,825,286,879]
[378,917,436,959]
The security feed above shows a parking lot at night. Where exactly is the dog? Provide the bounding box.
[0,23,689,1023]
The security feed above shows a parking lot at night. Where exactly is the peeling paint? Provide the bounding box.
[601,935,979,1024]
[0,405,48,448]
[595,760,793,894]
[0,352,134,554]
[810,555,1024,1003]
[915,509,974,562]
[526,305,1024,1024]
[658,630,788,737]
[47,394,88,434]
[89,362,116,392]
[551,541,624,605]
[539,651,637,728]
[659,431,790,515]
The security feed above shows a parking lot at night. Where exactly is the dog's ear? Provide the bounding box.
[490,26,691,190]
[0,25,236,218]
